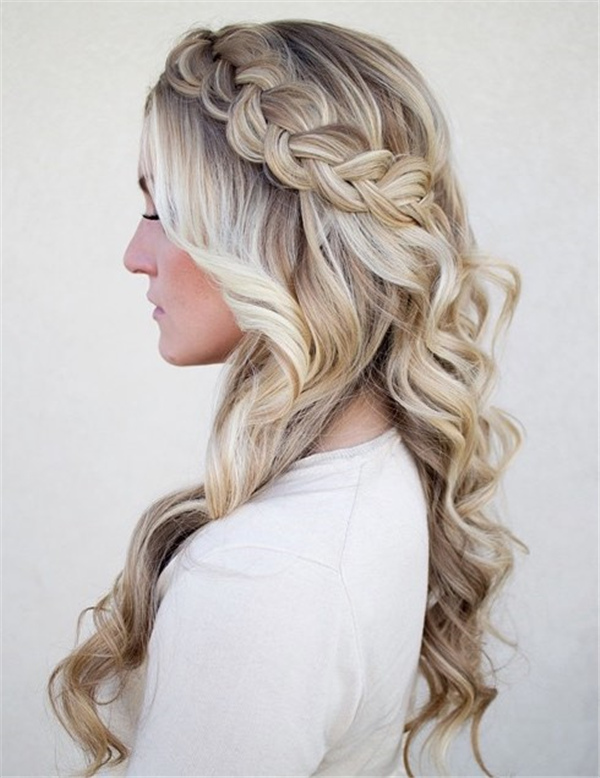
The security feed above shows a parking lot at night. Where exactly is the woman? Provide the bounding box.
[48,19,525,777]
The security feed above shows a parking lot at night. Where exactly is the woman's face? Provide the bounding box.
[123,179,245,366]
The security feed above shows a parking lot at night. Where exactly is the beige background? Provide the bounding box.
[3,1,597,776]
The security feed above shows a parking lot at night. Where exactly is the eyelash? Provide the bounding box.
[142,214,160,221]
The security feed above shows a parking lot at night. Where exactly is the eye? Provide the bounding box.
[142,214,160,221]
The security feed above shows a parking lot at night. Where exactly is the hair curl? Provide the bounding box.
[48,19,526,777]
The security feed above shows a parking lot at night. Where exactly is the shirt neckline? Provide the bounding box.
[289,426,400,471]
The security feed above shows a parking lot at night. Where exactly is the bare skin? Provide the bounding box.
[123,190,244,367]
[310,392,394,453]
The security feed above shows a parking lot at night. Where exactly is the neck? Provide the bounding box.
[311,392,393,454]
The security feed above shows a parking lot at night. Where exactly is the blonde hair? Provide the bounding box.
[48,19,526,777]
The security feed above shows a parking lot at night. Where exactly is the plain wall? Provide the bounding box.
[2,1,597,776]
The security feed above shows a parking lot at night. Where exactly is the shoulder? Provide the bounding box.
[157,429,428,602]
[166,455,366,579]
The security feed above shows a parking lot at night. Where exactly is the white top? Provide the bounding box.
[112,427,429,777]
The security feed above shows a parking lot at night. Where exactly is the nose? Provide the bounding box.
[123,223,157,276]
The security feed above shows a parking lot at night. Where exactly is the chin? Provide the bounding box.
[161,350,199,367]
[158,334,243,367]
[159,346,223,367]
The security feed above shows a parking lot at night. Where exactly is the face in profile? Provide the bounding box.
[123,179,245,366]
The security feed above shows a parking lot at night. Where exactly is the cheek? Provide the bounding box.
[176,258,231,319]
[167,253,244,363]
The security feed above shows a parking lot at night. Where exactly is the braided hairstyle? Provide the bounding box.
[156,23,455,231]
[48,20,525,777]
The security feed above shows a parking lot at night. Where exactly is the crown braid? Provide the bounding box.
[160,26,435,230]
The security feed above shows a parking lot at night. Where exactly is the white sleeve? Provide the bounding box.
[125,545,363,777]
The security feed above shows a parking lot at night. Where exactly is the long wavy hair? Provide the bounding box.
[48,19,526,777]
